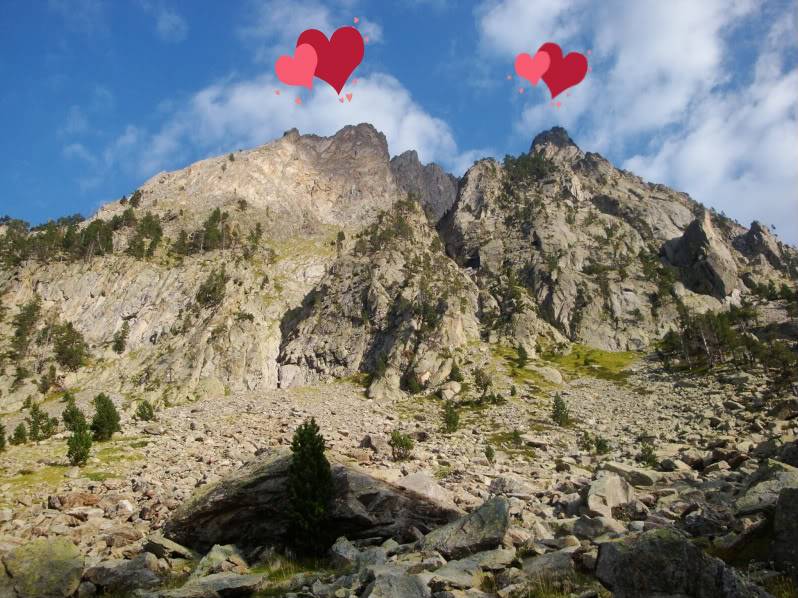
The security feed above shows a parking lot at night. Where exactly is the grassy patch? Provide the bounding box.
[489,430,536,460]
[2,464,71,491]
[543,344,638,383]
[434,465,452,479]
[491,345,558,393]
[85,471,118,482]
[764,576,798,598]
[252,555,336,597]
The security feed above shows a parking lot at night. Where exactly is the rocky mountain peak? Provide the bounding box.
[530,126,584,163]
[314,123,390,163]
[389,150,458,224]
[531,126,579,152]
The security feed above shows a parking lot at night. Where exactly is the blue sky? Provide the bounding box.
[1,0,796,243]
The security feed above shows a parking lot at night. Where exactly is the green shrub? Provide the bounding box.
[67,421,92,466]
[442,400,460,433]
[62,394,86,432]
[484,444,495,465]
[0,421,5,451]
[639,442,658,468]
[389,430,414,461]
[595,436,611,454]
[578,432,611,455]
[449,362,464,383]
[552,393,570,427]
[510,428,523,447]
[90,393,121,441]
[135,400,156,421]
[112,322,129,354]
[404,372,423,394]
[287,418,333,555]
[516,344,528,367]
[53,322,89,371]
[11,423,27,445]
[196,267,229,308]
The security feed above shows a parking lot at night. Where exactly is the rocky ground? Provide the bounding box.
[1,349,796,597]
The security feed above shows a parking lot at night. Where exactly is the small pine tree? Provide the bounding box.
[552,393,570,427]
[474,367,492,396]
[135,400,156,421]
[516,344,528,368]
[0,421,6,451]
[26,402,51,441]
[484,444,495,465]
[389,430,414,461]
[11,423,27,445]
[90,393,121,441]
[112,322,129,354]
[442,400,460,433]
[287,418,333,555]
[62,394,86,432]
[53,322,89,371]
[37,364,57,394]
[67,420,92,466]
[449,362,464,383]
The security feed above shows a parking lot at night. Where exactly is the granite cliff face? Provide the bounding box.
[390,150,458,223]
[439,127,796,351]
[0,124,795,410]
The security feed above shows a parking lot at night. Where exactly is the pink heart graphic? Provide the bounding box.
[339,97,344,103]
[514,50,551,86]
[346,93,353,102]
[275,43,318,89]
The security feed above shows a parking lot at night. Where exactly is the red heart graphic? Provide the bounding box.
[297,27,364,94]
[538,42,587,99]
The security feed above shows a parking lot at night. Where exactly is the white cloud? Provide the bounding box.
[358,18,383,44]
[48,0,107,35]
[154,8,188,42]
[139,1,188,42]
[119,72,474,177]
[477,0,798,243]
[59,106,89,136]
[63,143,97,165]
[476,0,588,57]
[238,0,336,63]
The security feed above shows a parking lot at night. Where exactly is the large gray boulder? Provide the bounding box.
[735,459,798,516]
[773,487,798,578]
[596,528,773,598]
[84,553,162,594]
[1,537,84,598]
[585,472,635,518]
[420,497,510,559]
[164,449,462,552]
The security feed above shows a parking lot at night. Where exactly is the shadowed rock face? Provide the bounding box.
[163,450,463,553]
[665,211,740,298]
[596,528,773,598]
[390,150,458,224]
